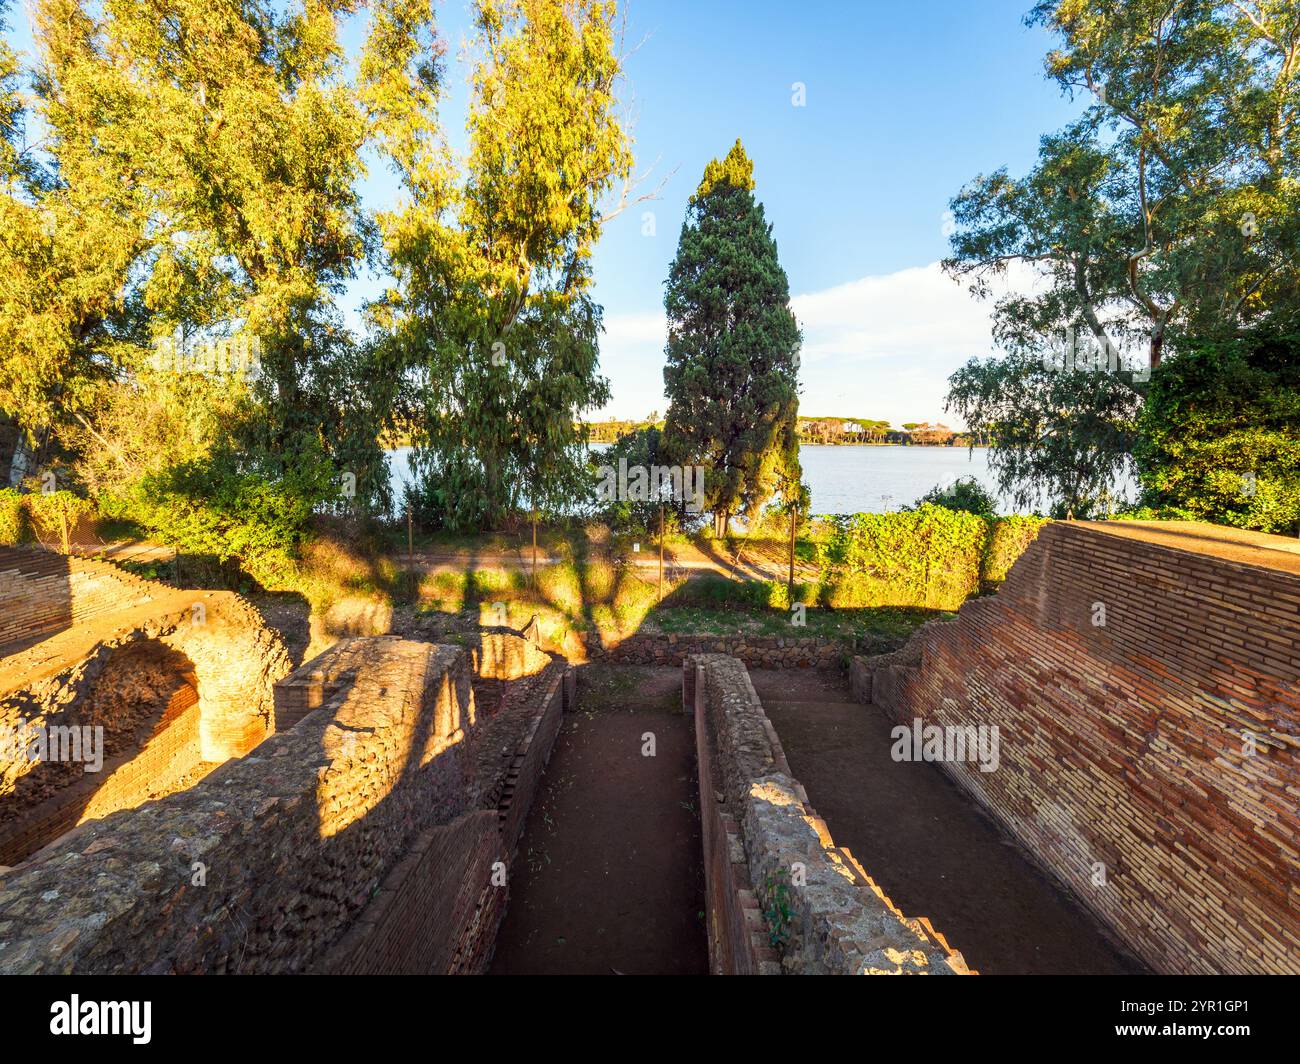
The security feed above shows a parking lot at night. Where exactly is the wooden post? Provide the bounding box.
[788,503,797,599]
[403,499,413,598]
[531,512,538,588]
[658,504,665,602]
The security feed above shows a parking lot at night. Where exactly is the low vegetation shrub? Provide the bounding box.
[0,488,30,545]
[102,450,340,588]
[981,514,1049,585]
[27,490,93,554]
[813,505,1046,609]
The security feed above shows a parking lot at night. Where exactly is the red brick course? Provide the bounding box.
[855,521,1300,975]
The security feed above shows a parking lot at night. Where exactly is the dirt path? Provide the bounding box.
[489,665,708,975]
[748,668,1145,975]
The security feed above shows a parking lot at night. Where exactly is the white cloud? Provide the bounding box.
[595,260,1041,427]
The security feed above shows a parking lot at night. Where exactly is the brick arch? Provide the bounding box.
[0,637,205,865]
[1,557,293,867]
[157,598,289,761]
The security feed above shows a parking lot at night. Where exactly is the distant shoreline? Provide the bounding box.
[384,439,991,451]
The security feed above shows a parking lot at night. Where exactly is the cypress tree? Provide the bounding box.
[662,139,802,537]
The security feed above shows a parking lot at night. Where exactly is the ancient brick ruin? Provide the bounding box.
[687,653,971,975]
[0,549,291,866]
[0,627,568,974]
[2,521,1296,976]
[852,521,1300,975]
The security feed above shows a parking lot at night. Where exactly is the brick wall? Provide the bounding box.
[318,809,506,975]
[855,521,1300,975]
[317,662,567,974]
[0,547,156,649]
[688,653,970,975]
[0,683,203,866]
[0,634,567,974]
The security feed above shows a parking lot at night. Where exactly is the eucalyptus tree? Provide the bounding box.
[944,0,1299,516]
[948,0,1300,368]
[366,0,636,531]
[1,0,384,504]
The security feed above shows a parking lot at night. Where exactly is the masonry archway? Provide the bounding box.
[0,638,210,865]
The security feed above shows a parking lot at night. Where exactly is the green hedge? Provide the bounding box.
[982,514,1049,585]
[813,505,1047,609]
[0,488,94,551]
[0,488,30,545]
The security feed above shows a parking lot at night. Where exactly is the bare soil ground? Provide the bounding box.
[749,667,1146,975]
[488,665,708,975]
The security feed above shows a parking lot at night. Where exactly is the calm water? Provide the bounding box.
[385,444,1088,516]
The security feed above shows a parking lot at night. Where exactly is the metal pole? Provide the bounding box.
[403,499,413,598]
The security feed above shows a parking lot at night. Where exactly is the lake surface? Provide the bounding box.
[386,443,1099,516]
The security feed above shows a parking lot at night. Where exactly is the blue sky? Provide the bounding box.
[6,0,1084,426]
[579,0,1083,424]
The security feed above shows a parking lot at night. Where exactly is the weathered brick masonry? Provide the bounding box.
[2,553,291,864]
[688,653,971,975]
[0,681,202,866]
[0,634,567,974]
[0,548,156,649]
[854,521,1300,975]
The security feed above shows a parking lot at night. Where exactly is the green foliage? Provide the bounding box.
[107,447,342,586]
[662,139,802,537]
[912,476,997,518]
[815,505,1045,609]
[762,872,795,948]
[1,0,370,442]
[0,0,28,187]
[982,514,1049,585]
[27,489,91,553]
[945,349,1140,518]
[0,486,29,544]
[944,1,1300,534]
[591,424,699,533]
[1135,323,1300,533]
[1,0,382,546]
[371,0,630,532]
[64,369,254,499]
[950,2,1300,369]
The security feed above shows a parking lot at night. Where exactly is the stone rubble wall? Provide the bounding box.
[0,638,476,973]
[853,521,1300,975]
[581,631,852,669]
[687,653,971,976]
[319,663,567,975]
